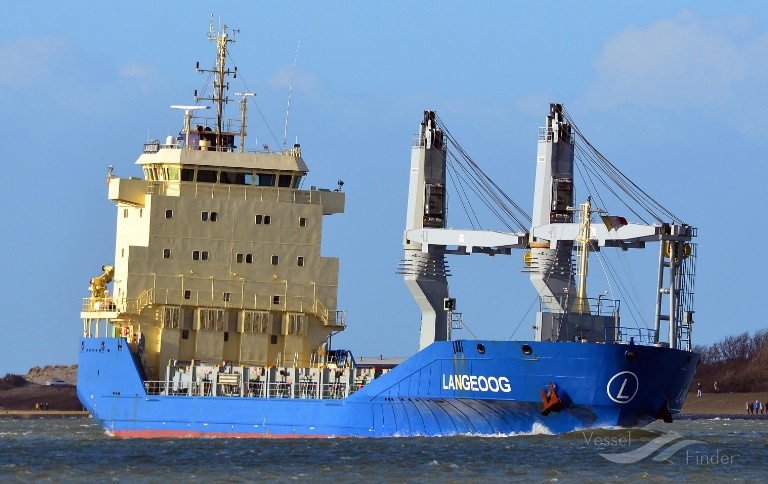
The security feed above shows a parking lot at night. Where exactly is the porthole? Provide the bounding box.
[522,344,532,355]
[477,343,486,354]
[625,350,638,361]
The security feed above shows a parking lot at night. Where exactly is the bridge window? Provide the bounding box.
[278,174,292,188]
[166,167,180,181]
[220,171,248,185]
[181,168,194,181]
[256,174,275,187]
[196,169,217,183]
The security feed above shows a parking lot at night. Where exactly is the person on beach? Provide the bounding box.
[755,400,760,415]
[713,381,719,394]
[747,402,751,414]
[697,382,702,397]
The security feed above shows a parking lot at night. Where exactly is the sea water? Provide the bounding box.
[0,418,765,482]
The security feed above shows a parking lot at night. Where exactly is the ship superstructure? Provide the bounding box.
[82,24,346,382]
[77,22,700,438]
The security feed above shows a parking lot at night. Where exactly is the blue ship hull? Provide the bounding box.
[78,338,698,437]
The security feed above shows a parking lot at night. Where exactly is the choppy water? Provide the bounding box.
[0,418,765,482]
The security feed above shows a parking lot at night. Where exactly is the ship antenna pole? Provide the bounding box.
[198,21,237,151]
[235,93,256,153]
[214,26,228,149]
[283,40,300,152]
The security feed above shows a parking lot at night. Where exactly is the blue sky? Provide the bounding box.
[1,2,767,374]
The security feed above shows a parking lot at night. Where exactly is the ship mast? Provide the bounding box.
[196,20,238,150]
[235,93,256,153]
[571,197,599,314]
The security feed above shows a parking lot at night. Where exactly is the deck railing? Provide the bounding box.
[145,181,333,206]
[143,378,368,400]
[603,326,657,345]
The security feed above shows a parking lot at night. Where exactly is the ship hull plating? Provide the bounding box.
[78,338,698,437]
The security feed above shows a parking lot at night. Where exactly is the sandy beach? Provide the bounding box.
[681,392,768,415]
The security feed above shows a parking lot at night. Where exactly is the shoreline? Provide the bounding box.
[680,391,768,416]
[676,413,768,420]
[0,410,89,419]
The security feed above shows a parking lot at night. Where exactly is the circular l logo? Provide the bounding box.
[606,371,639,404]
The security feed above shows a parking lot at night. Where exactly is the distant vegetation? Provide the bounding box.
[692,329,768,393]
[0,374,26,390]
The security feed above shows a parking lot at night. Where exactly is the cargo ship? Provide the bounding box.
[77,23,699,437]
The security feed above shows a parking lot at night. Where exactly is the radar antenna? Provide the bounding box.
[171,105,211,150]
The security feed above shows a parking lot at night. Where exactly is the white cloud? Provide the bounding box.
[586,12,768,116]
[0,36,73,87]
[267,64,318,91]
[0,35,170,116]
[119,62,167,94]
